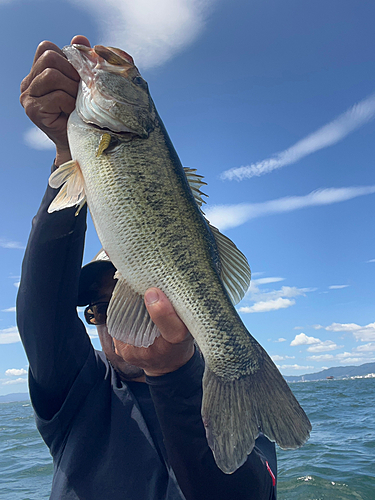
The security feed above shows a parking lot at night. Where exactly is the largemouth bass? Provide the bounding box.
[48,43,311,473]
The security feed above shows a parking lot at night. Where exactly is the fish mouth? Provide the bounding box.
[65,44,138,90]
[64,44,149,136]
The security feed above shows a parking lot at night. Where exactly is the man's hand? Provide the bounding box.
[113,289,195,377]
[20,35,90,166]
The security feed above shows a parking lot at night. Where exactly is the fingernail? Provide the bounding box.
[145,289,159,305]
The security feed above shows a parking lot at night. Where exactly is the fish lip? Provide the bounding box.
[65,44,153,138]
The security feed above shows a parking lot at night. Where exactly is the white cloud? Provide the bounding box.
[2,307,16,312]
[239,297,295,313]
[308,347,375,364]
[326,322,360,332]
[335,352,365,364]
[354,343,375,352]
[205,185,375,230]
[240,278,314,314]
[67,0,216,70]
[306,341,341,353]
[271,354,295,361]
[329,285,349,290]
[325,322,375,342]
[0,327,21,344]
[274,337,287,343]
[290,333,341,353]
[271,355,284,361]
[23,126,55,151]
[290,333,321,346]
[277,364,314,371]
[367,259,375,263]
[221,93,375,181]
[1,377,27,386]
[0,239,25,250]
[14,282,20,288]
[307,354,335,361]
[251,277,284,286]
[5,368,27,376]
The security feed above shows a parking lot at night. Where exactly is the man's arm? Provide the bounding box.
[17,37,94,420]
[114,290,276,500]
[147,353,275,500]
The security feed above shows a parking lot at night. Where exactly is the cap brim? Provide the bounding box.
[77,260,116,306]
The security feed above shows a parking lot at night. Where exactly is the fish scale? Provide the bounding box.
[48,43,312,474]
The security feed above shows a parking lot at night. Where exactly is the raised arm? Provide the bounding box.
[17,37,94,420]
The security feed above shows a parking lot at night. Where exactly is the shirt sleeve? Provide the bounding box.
[16,167,93,420]
[146,350,276,500]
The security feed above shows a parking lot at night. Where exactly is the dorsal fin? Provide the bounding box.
[183,166,250,304]
[183,167,208,207]
[209,224,251,305]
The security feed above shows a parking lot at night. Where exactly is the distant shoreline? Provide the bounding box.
[2,361,375,399]
[283,361,375,383]
[0,392,30,403]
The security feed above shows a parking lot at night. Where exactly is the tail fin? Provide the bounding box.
[202,352,311,474]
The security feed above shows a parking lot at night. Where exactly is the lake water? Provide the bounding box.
[0,377,374,499]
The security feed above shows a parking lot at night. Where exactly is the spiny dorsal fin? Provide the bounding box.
[209,225,251,305]
[48,160,86,214]
[183,166,250,304]
[184,167,208,207]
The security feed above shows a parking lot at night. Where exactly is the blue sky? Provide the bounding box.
[0,0,374,394]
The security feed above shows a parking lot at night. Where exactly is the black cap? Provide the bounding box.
[77,250,116,306]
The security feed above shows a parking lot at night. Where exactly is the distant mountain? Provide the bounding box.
[0,392,30,403]
[284,362,375,382]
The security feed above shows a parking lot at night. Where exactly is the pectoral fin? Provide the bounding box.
[48,160,86,214]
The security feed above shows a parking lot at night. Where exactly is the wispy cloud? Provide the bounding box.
[221,93,375,181]
[328,285,349,290]
[239,278,315,314]
[1,377,27,386]
[271,354,295,361]
[205,185,375,230]
[0,239,25,250]
[67,0,216,70]
[2,307,16,312]
[0,327,20,344]
[23,126,55,151]
[367,259,375,263]
[354,343,375,352]
[277,364,314,371]
[308,348,375,365]
[325,322,375,342]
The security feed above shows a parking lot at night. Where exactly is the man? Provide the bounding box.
[17,35,277,500]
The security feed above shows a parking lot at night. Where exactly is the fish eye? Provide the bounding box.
[133,76,147,87]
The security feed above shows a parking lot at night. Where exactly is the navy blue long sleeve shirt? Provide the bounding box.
[16,173,277,500]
